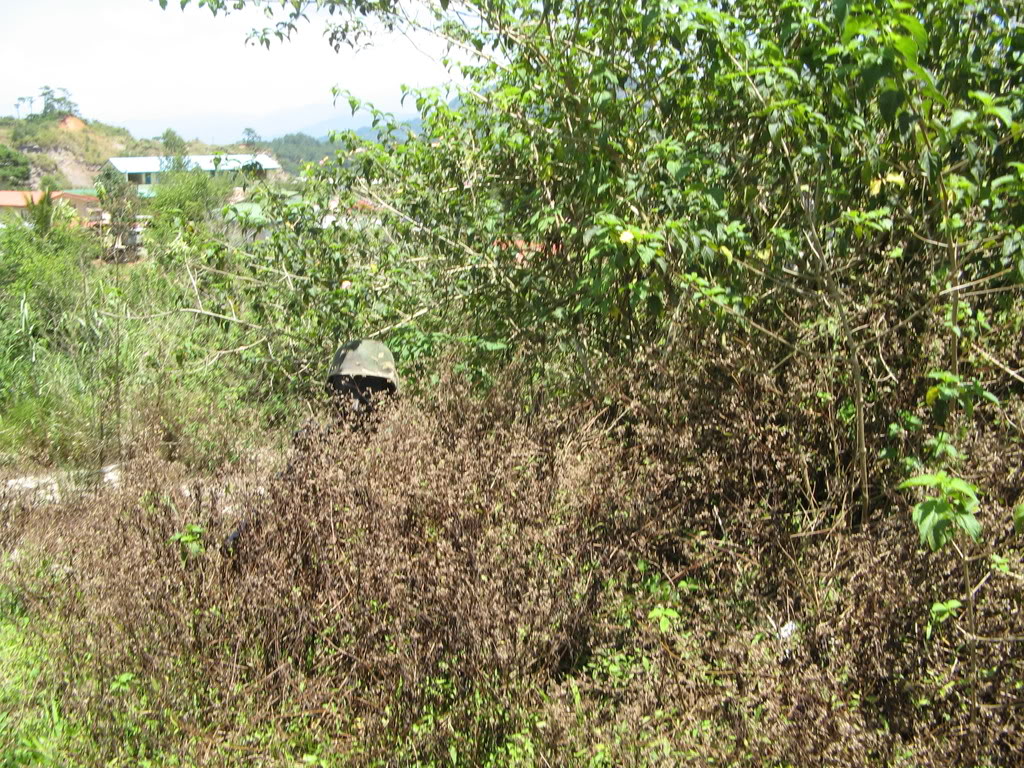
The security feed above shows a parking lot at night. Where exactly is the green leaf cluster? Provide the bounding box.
[899,471,982,551]
[0,145,31,189]
[924,371,998,427]
[159,0,1024,434]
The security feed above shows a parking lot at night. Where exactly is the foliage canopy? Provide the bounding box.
[0,145,31,189]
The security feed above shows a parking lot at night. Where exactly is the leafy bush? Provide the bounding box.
[0,144,31,189]
[147,167,233,245]
[0,1,1020,764]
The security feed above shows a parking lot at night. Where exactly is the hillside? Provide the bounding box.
[0,112,421,187]
[0,115,126,188]
[0,114,277,189]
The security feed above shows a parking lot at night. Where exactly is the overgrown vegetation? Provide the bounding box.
[2,0,1023,764]
[0,145,31,189]
[0,215,286,469]
[266,132,335,174]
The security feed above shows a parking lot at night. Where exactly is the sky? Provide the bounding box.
[0,0,457,143]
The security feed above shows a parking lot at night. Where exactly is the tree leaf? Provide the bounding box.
[833,0,850,32]
[986,105,1013,128]
[913,499,945,543]
[956,512,982,543]
[950,110,975,132]
[841,15,867,44]
[1014,504,1024,536]
[915,505,936,544]
[906,63,940,96]
[899,13,928,49]
[945,476,979,504]
[891,35,918,64]
[926,517,953,551]
[900,473,944,489]
[992,175,1015,191]
[968,90,994,107]
[879,90,904,124]
[860,63,886,94]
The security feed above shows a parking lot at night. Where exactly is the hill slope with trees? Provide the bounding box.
[0,89,288,188]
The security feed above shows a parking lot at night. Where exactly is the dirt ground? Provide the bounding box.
[27,147,99,188]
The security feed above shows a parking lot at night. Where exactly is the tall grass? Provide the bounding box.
[0,220,290,470]
[0,554,85,767]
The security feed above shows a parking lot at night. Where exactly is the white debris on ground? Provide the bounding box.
[4,459,272,547]
[5,463,123,505]
[100,464,122,486]
[779,620,799,642]
[773,619,801,666]
[5,474,62,504]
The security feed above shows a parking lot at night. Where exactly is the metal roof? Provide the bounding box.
[107,154,281,173]
[0,190,44,207]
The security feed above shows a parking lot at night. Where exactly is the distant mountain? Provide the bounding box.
[112,103,370,145]
[109,102,427,147]
[266,115,426,174]
[298,113,422,142]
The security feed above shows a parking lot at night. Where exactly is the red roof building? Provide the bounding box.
[0,190,100,220]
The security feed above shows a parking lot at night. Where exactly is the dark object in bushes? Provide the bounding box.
[220,516,248,554]
[325,339,399,414]
[223,339,399,553]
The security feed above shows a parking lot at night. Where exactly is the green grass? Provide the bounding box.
[0,575,78,767]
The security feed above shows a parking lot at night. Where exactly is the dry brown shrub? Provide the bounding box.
[9,342,1023,766]
[39,380,662,762]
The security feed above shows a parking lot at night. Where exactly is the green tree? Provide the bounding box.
[38,85,78,118]
[151,167,232,234]
[241,127,261,148]
[267,132,332,174]
[161,128,187,155]
[161,128,190,172]
[96,164,139,261]
[0,144,31,189]
[14,95,34,119]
